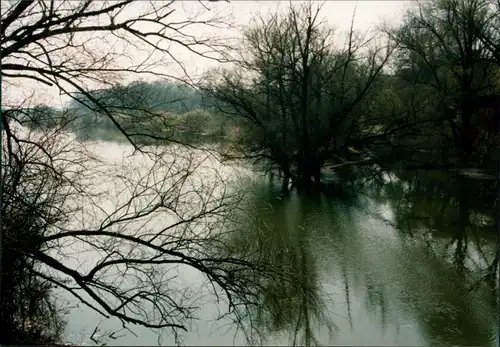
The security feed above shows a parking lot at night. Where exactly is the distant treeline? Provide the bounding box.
[12,81,237,144]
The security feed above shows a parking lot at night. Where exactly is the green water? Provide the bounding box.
[219,168,498,346]
[66,164,499,346]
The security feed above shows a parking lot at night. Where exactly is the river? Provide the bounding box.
[51,140,497,346]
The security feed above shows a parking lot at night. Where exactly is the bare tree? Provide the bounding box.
[472,0,500,64]
[1,99,287,345]
[388,0,499,163]
[0,109,82,344]
[1,1,292,344]
[1,0,235,147]
[202,2,395,190]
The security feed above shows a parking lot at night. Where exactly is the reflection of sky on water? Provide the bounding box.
[54,140,498,346]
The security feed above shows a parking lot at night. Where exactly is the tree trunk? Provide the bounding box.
[313,170,321,187]
[294,156,323,190]
[460,99,474,165]
[1,248,19,344]
[281,176,290,192]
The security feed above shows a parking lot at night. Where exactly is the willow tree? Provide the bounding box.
[203,2,394,189]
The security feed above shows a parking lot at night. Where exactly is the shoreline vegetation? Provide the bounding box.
[11,95,496,181]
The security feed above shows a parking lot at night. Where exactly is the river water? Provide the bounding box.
[51,140,497,346]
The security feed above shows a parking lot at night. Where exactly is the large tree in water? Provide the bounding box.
[203,2,394,190]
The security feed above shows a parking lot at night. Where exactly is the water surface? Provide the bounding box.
[60,142,498,346]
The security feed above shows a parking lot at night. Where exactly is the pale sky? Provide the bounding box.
[2,0,410,108]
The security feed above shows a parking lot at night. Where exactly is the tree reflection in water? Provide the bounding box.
[356,168,498,346]
[379,170,497,291]
[220,184,336,346]
[215,168,498,346]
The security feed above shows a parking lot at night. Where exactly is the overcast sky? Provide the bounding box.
[2,0,410,108]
